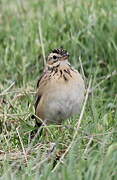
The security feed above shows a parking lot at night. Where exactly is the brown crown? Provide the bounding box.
[52,48,69,56]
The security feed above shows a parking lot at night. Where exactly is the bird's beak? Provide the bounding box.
[62,53,69,60]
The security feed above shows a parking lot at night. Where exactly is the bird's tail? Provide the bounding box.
[30,114,43,139]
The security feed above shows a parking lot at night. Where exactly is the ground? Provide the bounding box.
[0,0,117,179]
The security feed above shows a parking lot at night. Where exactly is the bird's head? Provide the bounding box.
[47,48,69,66]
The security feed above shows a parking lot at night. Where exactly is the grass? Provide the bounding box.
[0,0,117,179]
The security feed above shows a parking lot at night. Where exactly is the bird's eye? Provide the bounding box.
[53,55,57,59]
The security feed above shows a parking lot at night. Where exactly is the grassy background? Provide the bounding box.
[0,0,117,179]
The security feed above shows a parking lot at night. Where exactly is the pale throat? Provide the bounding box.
[60,59,69,65]
[55,59,70,67]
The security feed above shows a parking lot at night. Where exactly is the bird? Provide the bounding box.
[31,48,85,136]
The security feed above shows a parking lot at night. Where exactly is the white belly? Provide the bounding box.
[44,81,85,124]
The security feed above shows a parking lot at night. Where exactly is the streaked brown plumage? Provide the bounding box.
[33,48,85,131]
